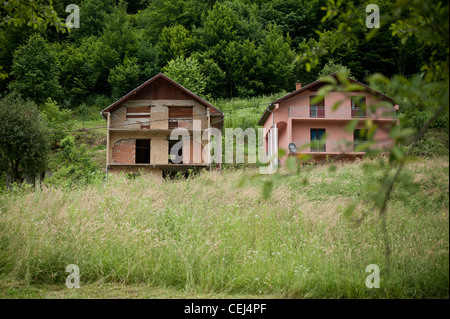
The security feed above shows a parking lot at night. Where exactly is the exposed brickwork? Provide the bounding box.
[104,74,226,178]
[112,139,136,164]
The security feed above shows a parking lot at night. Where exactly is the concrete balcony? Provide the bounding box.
[290,139,393,154]
[289,106,397,120]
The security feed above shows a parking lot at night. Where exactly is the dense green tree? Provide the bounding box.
[40,98,73,148]
[0,0,441,105]
[8,34,62,105]
[157,25,194,64]
[191,53,227,98]
[258,0,326,48]
[226,1,265,42]
[136,0,214,41]
[162,56,207,98]
[224,40,263,97]
[0,0,65,78]
[201,2,239,47]
[259,23,296,94]
[100,2,138,62]
[135,38,161,82]
[0,25,35,91]
[57,41,95,104]
[108,57,142,98]
[0,93,50,183]
[62,0,116,41]
[318,59,352,78]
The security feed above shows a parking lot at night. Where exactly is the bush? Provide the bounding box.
[410,129,449,157]
[40,98,74,148]
[0,93,50,183]
[44,135,104,188]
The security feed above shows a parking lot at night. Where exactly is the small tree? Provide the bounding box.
[40,98,73,148]
[318,59,352,78]
[108,57,142,99]
[8,34,62,105]
[163,56,207,98]
[0,93,50,183]
[44,135,103,188]
[158,25,194,64]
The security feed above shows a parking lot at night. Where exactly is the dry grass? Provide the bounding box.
[0,156,448,298]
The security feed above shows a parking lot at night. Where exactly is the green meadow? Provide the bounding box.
[0,156,448,298]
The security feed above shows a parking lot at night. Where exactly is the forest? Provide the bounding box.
[0,0,433,107]
[0,0,448,186]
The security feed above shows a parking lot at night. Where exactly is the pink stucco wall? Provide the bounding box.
[261,85,398,161]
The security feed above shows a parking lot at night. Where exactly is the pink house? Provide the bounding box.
[258,73,399,164]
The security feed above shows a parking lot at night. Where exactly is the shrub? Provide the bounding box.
[44,135,103,188]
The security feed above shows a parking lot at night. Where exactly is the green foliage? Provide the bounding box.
[67,0,116,40]
[0,159,447,297]
[40,98,74,148]
[44,135,103,188]
[108,57,141,99]
[224,39,263,97]
[0,0,64,31]
[410,130,449,157]
[162,56,207,97]
[0,0,65,78]
[318,59,352,78]
[57,41,94,103]
[201,2,239,46]
[2,0,438,103]
[157,24,194,64]
[192,54,227,98]
[258,23,296,94]
[0,92,50,182]
[135,39,161,81]
[136,0,212,41]
[8,34,62,105]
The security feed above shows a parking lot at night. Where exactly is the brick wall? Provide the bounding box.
[112,139,136,164]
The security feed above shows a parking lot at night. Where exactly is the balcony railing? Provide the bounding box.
[351,107,366,118]
[290,140,393,153]
[289,106,397,119]
[310,105,325,118]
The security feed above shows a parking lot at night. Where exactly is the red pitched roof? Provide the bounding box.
[101,73,223,118]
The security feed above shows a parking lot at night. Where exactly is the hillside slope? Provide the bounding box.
[0,157,448,298]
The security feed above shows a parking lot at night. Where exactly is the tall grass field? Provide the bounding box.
[0,157,448,298]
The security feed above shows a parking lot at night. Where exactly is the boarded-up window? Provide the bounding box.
[169,107,193,129]
[126,106,151,129]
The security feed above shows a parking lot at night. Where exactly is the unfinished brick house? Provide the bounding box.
[101,73,224,178]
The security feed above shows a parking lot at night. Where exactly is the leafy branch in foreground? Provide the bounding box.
[258,0,449,274]
[0,0,67,79]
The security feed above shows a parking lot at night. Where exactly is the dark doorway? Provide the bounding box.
[135,139,150,163]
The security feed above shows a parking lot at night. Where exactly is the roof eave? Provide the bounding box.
[258,73,396,125]
[100,73,224,119]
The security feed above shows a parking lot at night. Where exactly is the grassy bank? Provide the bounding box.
[0,157,448,298]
